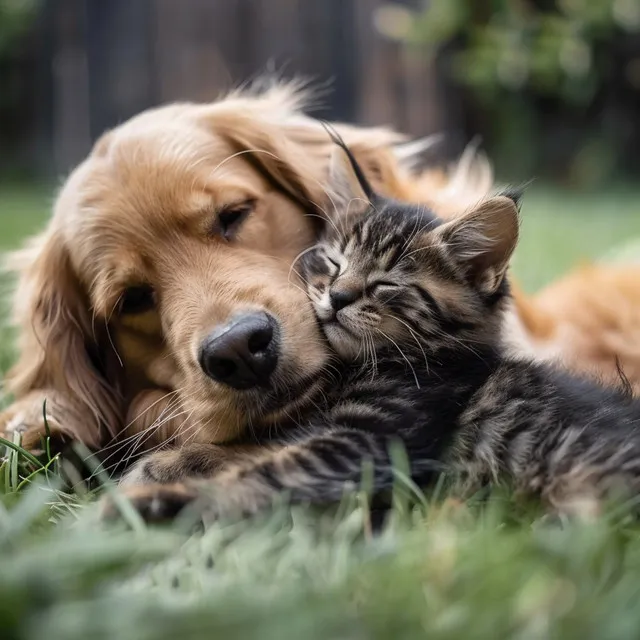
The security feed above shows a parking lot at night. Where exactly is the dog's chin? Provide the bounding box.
[235,360,326,423]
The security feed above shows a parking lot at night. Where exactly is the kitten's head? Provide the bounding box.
[304,136,521,360]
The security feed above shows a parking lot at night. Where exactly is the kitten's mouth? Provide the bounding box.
[323,317,355,336]
[321,319,362,359]
[312,300,358,336]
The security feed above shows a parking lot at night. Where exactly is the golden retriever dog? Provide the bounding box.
[3,78,640,478]
[506,265,640,393]
[0,80,492,469]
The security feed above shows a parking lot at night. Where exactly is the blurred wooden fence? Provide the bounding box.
[26,0,452,175]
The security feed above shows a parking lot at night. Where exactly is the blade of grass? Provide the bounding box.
[10,431,22,491]
[2,456,10,494]
[42,399,53,462]
[0,436,44,469]
[358,459,374,540]
[16,454,60,491]
[388,440,429,511]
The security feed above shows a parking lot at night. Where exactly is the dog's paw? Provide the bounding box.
[0,397,69,455]
[101,483,201,524]
[119,443,232,488]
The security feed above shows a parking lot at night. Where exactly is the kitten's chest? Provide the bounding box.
[331,356,483,440]
[448,365,557,481]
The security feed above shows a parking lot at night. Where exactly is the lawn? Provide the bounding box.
[1,184,640,640]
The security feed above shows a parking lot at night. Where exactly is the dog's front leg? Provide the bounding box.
[103,428,397,524]
[119,441,266,486]
[0,390,84,454]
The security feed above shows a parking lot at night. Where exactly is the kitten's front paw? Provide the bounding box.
[101,483,201,524]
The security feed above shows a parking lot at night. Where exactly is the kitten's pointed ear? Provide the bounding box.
[438,195,520,294]
[328,144,372,211]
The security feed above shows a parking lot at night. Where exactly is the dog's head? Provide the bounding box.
[6,80,494,465]
[7,82,438,455]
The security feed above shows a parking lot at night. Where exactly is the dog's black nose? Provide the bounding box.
[199,312,279,389]
[330,289,359,311]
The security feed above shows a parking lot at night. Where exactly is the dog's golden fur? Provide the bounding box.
[0,81,492,465]
[3,80,640,470]
[507,264,640,393]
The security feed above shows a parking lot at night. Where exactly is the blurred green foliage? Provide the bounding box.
[0,0,40,180]
[413,0,639,101]
[0,0,38,54]
[408,0,640,183]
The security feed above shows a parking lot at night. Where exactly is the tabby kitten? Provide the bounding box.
[110,138,640,523]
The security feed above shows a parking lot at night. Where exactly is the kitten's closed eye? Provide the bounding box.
[326,256,341,272]
[368,281,399,296]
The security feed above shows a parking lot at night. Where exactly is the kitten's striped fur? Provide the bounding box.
[108,138,640,523]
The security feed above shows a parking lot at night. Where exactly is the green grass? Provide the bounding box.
[513,186,640,292]
[0,184,51,247]
[1,184,640,639]
[0,185,51,377]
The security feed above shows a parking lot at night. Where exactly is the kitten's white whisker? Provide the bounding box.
[388,313,429,373]
[376,328,421,390]
[288,243,322,286]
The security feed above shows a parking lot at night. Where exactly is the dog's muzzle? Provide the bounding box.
[198,312,280,390]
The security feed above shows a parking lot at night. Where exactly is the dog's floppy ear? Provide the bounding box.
[192,80,407,215]
[4,227,123,448]
[193,95,330,212]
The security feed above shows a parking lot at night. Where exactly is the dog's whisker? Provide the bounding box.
[103,318,123,369]
[110,408,195,474]
[97,390,183,452]
[97,403,193,472]
[179,416,212,449]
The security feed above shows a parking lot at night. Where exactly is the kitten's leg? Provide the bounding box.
[103,428,400,523]
[517,428,640,520]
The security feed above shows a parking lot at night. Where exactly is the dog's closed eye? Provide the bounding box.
[218,199,255,240]
[120,284,156,315]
